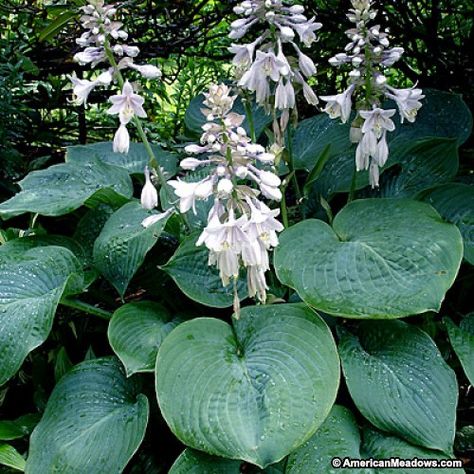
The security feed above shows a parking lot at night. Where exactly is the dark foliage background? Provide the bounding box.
[0,0,473,198]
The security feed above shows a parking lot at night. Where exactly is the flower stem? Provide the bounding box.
[60,297,112,321]
[103,40,170,196]
[243,98,256,142]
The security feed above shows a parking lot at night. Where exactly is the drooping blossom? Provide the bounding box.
[229,0,322,143]
[145,84,284,307]
[321,0,424,187]
[70,0,161,157]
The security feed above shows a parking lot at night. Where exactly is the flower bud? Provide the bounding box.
[180,158,202,170]
[217,178,234,195]
[113,124,129,153]
[141,167,158,210]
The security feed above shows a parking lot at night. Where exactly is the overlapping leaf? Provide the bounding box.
[445,315,474,385]
[0,157,132,220]
[93,201,169,296]
[422,183,474,264]
[161,233,247,308]
[66,141,177,176]
[274,199,463,318]
[108,301,181,376]
[26,358,148,474]
[338,321,458,453]
[0,246,83,386]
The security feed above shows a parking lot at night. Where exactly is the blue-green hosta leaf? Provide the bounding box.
[0,246,83,386]
[338,321,458,453]
[156,303,340,468]
[185,94,272,140]
[0,158,132,220]
[421,183,474,264]
[161,233,247,308]
[0,443,26,471]
[445,315,474,386]
[108,301,181,376]
[169,450,242,474]
[66,142,177,176]
[362,428,464,474]
[274,199,463,319]
[93,201,169,296]
[26,357,148,474]
[286,405,369,474]
[0,235,88,267]
[169,449,285,473]
[73,204,116,260]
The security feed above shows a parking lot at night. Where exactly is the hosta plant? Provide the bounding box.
[0,0,472,472]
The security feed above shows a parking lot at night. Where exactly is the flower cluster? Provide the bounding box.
[229,0,322,143]
[69,0,161,153]
[320,0,424,187]
[155,84,284,304]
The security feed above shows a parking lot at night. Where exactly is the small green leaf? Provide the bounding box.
[445,315,474,385]
[54,347,73,382]
[156,304,340,468]
[0,415,40,441]
[161,233,247,308]
[93,201,169,296]
[0,443,26,471]
[26,358,148,474]
[39,10,77,42]
[108,301,181,376]
[0,158,132,220]
[274,199,463,318]
[0,246,83,386]
[338,321,458,453]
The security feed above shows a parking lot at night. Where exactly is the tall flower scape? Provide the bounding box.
[167,85,284,306]
[229,0,322,143]
[70,0,161,154]
[321,0,424,187]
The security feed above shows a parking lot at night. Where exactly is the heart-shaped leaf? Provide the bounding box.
[155,303,340,468]
[362,428,464,473]
[169,450,242,474]
[169,449,285,473]
[26,357,148,474]
[0,157,132,220]
[108,301,181,376]
[0,246,83,386]
[66,142,177,176]
[286,405,366,474]
[421,183,474,264]
[161,233,247,308]
[445,315,474,386]
[274,199,463,318]
[338,321,458,453]
[93,201,169,296]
